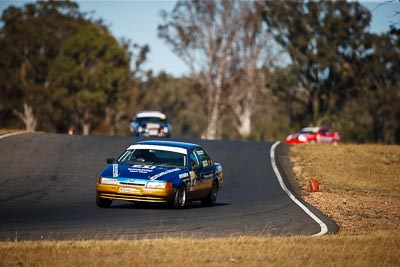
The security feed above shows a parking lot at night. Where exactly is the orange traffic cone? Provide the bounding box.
[309,178,320,192]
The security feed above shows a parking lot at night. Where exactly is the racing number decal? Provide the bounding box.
[189,171,197,191]
[113,164,119,177]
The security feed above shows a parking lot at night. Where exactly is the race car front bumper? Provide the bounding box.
[96,184,176,203]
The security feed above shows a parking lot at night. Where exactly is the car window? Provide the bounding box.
[300,129,314,134]
[194,148,212,167]
[189,150,200,168]
[136,117,165,123]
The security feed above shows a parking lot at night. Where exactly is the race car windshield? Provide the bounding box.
[300,127,318,134]
[117,149,186,167]
[300,130,314,134]
[136,117,165,123]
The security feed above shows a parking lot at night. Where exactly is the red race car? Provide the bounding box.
[286,127,341,144]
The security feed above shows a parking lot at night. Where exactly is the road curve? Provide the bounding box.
[0,133,337,241]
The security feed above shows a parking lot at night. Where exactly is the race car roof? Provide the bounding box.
[127,144,187,154]
[135,140,200,149]
[128,140,201,154]
[135,111,166,119]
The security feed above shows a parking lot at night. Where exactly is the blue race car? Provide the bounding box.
[96,140,223,208]
[129,111,171,138]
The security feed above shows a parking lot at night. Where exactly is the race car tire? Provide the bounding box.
[96,193,112,208]
[201,181,218,207]
[170,185,186,209]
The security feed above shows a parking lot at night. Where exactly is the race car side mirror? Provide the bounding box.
[107,158,117,164]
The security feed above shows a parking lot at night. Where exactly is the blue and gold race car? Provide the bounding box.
[96,140,223,209]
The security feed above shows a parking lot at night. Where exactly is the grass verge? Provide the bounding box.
[0,143,399,266]
[290,144,400,234]
[1,234,399,267]
[0,129,29,136]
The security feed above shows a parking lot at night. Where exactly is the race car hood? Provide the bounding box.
[100,163,187,182]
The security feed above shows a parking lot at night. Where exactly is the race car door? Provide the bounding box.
[188,149,202,199]
[193,147,214,197]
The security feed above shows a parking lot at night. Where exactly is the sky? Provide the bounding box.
[0,0,398,77]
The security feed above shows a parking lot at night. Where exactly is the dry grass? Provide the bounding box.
[1,233,399,267]
[0,129,28,136]
[290,144,400,194]
[1,141,399,266]
[290,144,400,234]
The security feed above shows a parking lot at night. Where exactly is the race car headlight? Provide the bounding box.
[146,181,171,189]
[298,134,307,142]
[99,177,118,185]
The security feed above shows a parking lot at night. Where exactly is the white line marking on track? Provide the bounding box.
[0,132,27,139]
[270,141,328,236]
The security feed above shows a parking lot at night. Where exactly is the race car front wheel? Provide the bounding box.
[170,185,186,209]
[96,193,112,208]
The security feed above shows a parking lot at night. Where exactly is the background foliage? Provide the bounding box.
[0,0,398,143]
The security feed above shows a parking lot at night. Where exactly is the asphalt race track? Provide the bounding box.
[0,133,337,241]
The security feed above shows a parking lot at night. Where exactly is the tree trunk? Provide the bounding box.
[205,105,219,139]
[13,103,37,132]
[237,103,252,137]
[80,112,91,135]
[231,64,261,139]
[82,123,90,136]
[204,42,226,140]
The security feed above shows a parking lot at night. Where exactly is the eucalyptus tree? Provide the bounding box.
[0,1,85,131]
[49,24,131,135]
[227,4,277,138]
[159,0,240,139]
[341,31,400,144]
[159,0,275,139]
[0,1,134,135]
[259,0,371,125]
